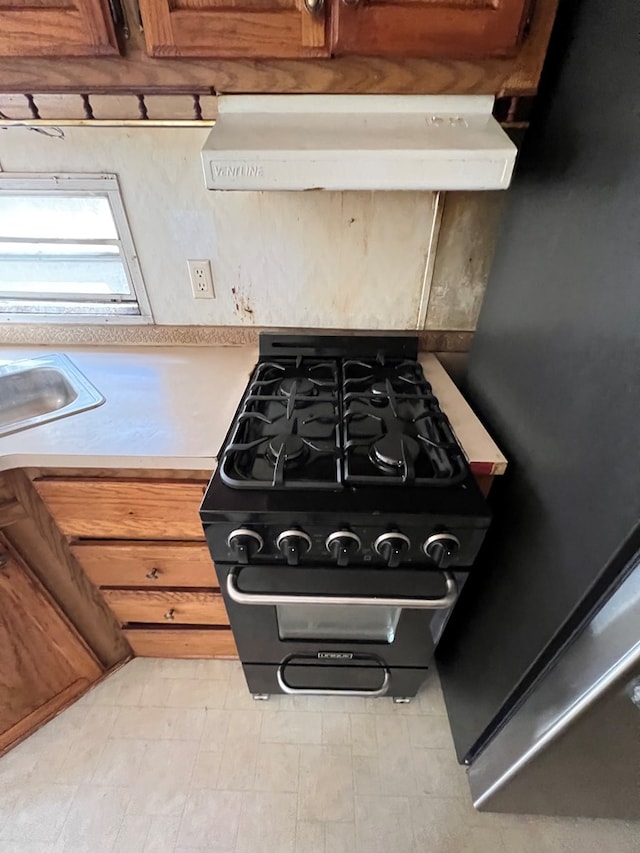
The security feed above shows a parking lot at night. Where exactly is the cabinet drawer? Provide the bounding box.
[123,628,237,659]
[35,478,206,540]
[71,541,215,588]
[103,589,229,626]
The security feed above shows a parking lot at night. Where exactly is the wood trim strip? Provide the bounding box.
[0,678,93,757]
[474,473,495,497]
[470,461,498,476]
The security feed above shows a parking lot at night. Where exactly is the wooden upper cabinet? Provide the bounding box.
[138,0,329,58]
[331,0,532,58]
[0,0,118,56]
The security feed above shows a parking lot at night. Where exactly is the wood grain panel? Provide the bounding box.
[72,541,216,588]
[35,478,207,540]
[103,589,229,625]
[0,499,26,529]
[2,471,130,668]
[139,0,328,59]
[123,627,237,658]
[474,473,494,496]
[174,0,293,9]
[0,535,102,755]
[0,93,33,118]
[332,0,532,58]
[0,0,557,94]
[0,0,118,57]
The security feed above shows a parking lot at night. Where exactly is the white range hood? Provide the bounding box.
[201,95,516,192]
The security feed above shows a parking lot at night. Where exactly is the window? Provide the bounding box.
[0,174,151,322]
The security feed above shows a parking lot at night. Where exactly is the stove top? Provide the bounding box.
[217,334,471,494]
[219,357,341,490]
[342,357,466,487]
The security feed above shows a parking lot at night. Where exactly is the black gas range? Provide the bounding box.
[200,333,490,701]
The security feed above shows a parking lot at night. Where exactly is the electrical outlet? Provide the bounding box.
[188,260,215,299]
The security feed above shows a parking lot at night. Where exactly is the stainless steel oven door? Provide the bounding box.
[216,563,463,670]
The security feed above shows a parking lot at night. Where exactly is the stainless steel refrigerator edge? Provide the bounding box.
[435,0,640,818]
[468,556,640,818]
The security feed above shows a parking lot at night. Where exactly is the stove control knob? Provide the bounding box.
[325,531,362,567]
[227,528,264,565]
[374,532,411,568]
[423,533,460,568]
[276,529,312,567]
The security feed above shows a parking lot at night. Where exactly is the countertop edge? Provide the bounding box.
[0,453,217,475]
[0,345,507,477]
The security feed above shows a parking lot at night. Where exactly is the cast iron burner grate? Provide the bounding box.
[219,352,468,490]
[219,357,342,490]
[342,356,467,486]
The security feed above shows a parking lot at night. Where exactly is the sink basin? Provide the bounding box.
[0,354,105,438]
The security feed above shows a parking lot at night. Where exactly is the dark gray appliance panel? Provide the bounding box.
[437,0,640,763]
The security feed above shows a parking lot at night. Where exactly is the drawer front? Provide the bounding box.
[35,478,207,540]
[71,541,215,588]
[103,589,229,626]
[123,628,237,659]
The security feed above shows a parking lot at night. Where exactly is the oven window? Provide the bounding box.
[276,604,401,643]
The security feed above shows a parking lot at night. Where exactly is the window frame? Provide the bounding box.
[0,173,152,324]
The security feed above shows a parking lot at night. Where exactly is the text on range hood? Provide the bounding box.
[201,95,517,192]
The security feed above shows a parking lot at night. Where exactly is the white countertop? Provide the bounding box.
[0,345,506,475]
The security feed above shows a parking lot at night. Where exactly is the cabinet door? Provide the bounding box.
[332,0,531,58]
[0,540,102,755]
[139,0,328,58]
[35,478,207,540]
[0,0,118,56]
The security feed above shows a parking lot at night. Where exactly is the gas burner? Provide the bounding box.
[370,381,389,406]
[370,434,420,471]
[279,377,315,398]
[267,434,306,466]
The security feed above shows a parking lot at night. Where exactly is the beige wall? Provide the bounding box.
[0,125,502,331]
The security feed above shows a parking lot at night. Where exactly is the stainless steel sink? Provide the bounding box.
[0,354,105,438]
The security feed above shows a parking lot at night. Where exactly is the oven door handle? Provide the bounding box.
[225,567,458,609]
[277,655,391,698]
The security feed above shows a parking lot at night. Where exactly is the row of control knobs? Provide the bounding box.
[227,528,460,568]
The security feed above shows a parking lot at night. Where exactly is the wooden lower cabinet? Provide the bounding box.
[124,627,237,658]
[102,589,229,626]
[35,478,207,540]
[0,536,102,756]
[38,474,236,661]
[71,541,215,588]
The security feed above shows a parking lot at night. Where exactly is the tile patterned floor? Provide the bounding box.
[0,659,638,852]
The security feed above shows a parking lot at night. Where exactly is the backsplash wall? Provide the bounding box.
[0,126,502,331]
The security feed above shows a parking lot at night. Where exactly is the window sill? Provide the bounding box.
[0,312,153,325]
